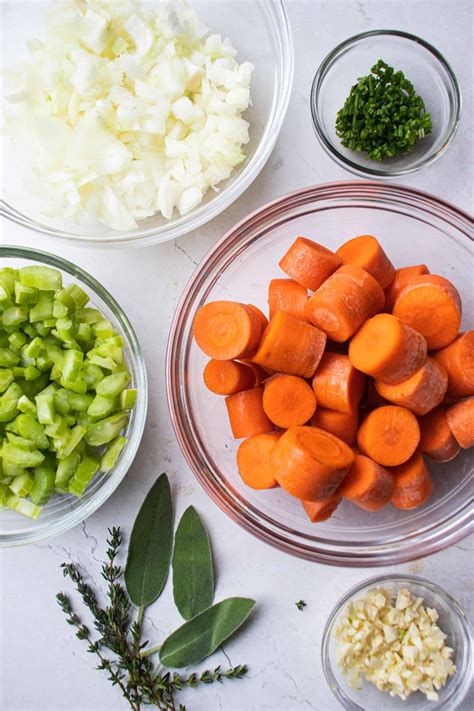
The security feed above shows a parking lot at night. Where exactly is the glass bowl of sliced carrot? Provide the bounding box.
[166,181,473,566]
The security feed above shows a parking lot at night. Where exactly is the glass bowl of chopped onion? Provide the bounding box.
[321,575,472,710]
[0,246,148,546]
[0,0,293,246]
[310,30,461,178]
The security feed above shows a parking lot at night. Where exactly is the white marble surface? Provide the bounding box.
[1,1,473,710]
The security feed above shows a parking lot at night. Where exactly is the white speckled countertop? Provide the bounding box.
[1,1,473,710]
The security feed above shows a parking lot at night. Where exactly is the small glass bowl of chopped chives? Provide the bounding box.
[0,246,147,546]
[310,30,461,178]
[321,574,472,710]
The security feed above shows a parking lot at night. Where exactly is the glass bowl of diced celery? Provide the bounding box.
[0,246,147,546]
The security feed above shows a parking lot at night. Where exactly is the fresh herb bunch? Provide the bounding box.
[335,59,432,161]
[57,475,255,710]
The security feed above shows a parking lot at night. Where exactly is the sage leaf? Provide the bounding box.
[172,506,214,620]
[159,597,255,668]
[125,473,173,607]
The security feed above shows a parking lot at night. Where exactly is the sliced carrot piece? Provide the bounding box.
[384,264,430,312]
[263,374,316,428]
[357,405,420,466]
[225,386,273,439]
[252,311,327,378]
[312,352,365,415]
[245,303,269,333]
[271,426,354,501]
[349,313,427,385]
[203,359,255,395]
[236,432,281,489]
[279,237,341,291]
[301,494,342,522]
[432,331,474,399]
[338,453,394,511]
[419,407,460,461]
[446,397,474,449]
[310,408,359,445]
[375,358,448,416]
[336,234,395,289]
[393,274,462,349]
[268,279,308,321]
[305,265,385,342]
[193,301,263,360]
[390,452,433,510]
[241,361,269,386]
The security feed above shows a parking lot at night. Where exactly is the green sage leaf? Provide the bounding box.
[172,505,214,620]
[159,597,255,668]
[125,473,173,607]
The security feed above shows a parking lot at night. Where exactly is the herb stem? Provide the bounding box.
[136,605,144,628]
[140,643,162,658]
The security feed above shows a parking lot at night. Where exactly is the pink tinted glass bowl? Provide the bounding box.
[166,182,474,566]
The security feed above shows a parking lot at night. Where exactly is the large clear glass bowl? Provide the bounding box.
[0,246,148,547]
[321,575,472,709]
[166,181,474,566]
[0,0,293,247]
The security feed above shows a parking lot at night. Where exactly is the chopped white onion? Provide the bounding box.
[4,0,253,231]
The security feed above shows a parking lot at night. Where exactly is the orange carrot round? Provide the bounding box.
[301,494,342,523]
[393,274,462,349]
[252,311,327,378]
[279,237,341,291]
[268,279,308,321]
[225,386,273,439]
[310,408,359,445]
[349,313,427,385]
[338,453,394,511]
[357,405,420,466]
[263,374,316,428]
[384,264,430,312]
[375,358,448,416]
[203,359,255,395]
[446,397,474,449]
[336,234,395,289]
[193,301,263,360]
[312,352,365,415]
[236,432,281,489]
[271,426,354,501]
[390,451,433,509]
[245,303,269,333]
[305,265,385,342]
[432,331,474,399]
[419,407,460,461]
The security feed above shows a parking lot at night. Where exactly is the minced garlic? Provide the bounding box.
[334,587,456,701]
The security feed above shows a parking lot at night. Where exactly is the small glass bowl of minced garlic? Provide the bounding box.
[322,575,472,710]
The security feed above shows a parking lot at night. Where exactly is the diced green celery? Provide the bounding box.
[44,415,69,439]
[6,433,35,450]
[0,286,9,303]
[0,369,14,393]
[37,383,59,398]
[88,354,116,371]
[64,415,76,426]
[42,318,56,328]
[76,323,92,343]
[50,363,62,382]
[0,269,17,297]
[100,436,127,472]
[53,299,69,319]
[55,451,81,485]
[55,425,86,459]
[35,392,56,425]
[120,389,137,410]
[2,306,27,327]
[30,465,56,505]
[25,372,50,397]
[17,394,37,415]
[83,363,105,387]
[59,375,87,394]
[14,281,39,305]
[35,354,52,372]
[22,323,37,338]
[92,319,115,339]
[2,442,45,467]
[20,266,62,291]
[24,364,42,381]
[6,494,42,519]
[8,331,27,354]
[62,349,83,381]
[87,394,115,420]
[85,412,128,446]
[16,414,49,449]
[43,343,64,365]
[68,454,100,497]
[54,389,71,416]
[23,336,43,359]
[0,482,10,506]
[0,382,23,422]
[53,317,74,338]
[3,462,26,478]
[76,307,102,324]
[59,283,89,309]
[9,472,34,497]
[0,348,20,367]
[13,366,25,378]
[67,392,93,412]
[96,371,130,398]
[29,291,54,322]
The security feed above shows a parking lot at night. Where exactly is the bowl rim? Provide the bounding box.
[310,29,462,178]
[166,180,473,567]
[0,244,148,547]
[321,573,473,710]
[0,0,294,248]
